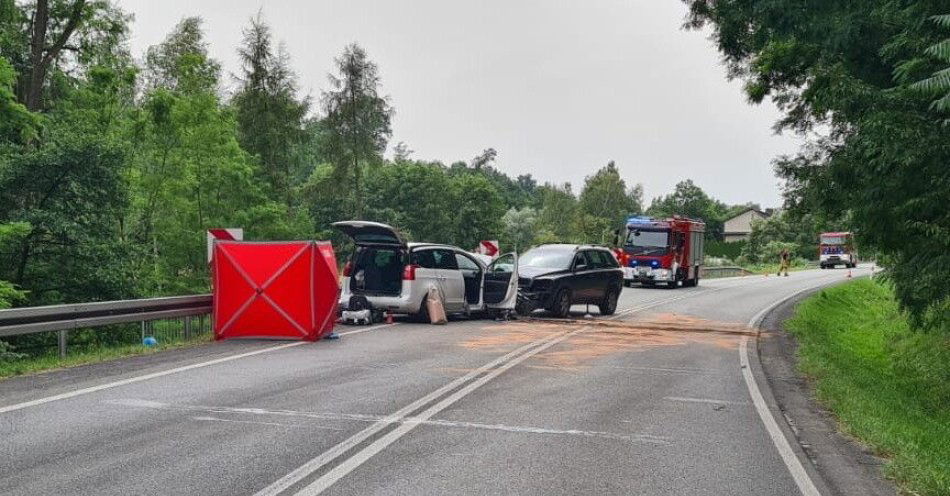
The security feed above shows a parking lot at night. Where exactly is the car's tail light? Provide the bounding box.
[403,264,419,280]
[343,261,353,277]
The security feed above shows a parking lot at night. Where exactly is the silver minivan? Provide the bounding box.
[334,221,518,319]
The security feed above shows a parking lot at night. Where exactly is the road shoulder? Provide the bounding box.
[756,286,896,496]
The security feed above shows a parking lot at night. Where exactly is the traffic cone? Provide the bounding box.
[385,311,394,324]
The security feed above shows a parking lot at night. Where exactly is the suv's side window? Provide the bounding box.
[573,252,590,271]
[432,249,459,270]
[586,250,606,269]
[589,250,618,268]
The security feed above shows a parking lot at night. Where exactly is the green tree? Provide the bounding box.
[470,147,496,170]
[501,207,538,252]
[0,221,29,308]
[740,211,835,263]
[905,14,950,113]
[143,17,218,94]
[363,161,454,243]
[0,56,40,144]
[0,134,135,304]
[537,183,578,242]
[647,179,727,239]
[685,0,950,327]
[130,18,294,294]
[232,15,310,207]
[0,16,137,305]
[450,174,504,250]
[578,161,640,241]
[5,0,130,111]
[320,43,393,219]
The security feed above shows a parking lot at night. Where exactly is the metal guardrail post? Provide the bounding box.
[184,316,191,340]
[58,330,67,358]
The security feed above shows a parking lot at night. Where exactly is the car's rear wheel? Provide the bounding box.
[550,289,572,318]
[599,288,619,315]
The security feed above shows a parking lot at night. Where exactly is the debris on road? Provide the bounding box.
[462,313,757,370]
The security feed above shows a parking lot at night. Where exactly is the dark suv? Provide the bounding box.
[516,244,624,317]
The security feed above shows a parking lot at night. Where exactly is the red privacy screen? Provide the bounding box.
[213,241,338,341]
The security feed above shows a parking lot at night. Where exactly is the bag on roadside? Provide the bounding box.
[426,286,447,325]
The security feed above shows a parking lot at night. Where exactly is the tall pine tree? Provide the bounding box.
[232,15,309,208]
[319,43,392,219]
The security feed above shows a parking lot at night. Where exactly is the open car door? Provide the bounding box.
[484,252,518,310]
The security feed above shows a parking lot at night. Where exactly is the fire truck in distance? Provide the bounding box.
[819,231,858,269]
[615,216,705,288]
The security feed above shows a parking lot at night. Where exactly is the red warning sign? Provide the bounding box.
[477,240,499,257]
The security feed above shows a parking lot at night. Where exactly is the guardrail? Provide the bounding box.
[0,295,212,358]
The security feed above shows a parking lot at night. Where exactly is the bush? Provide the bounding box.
[706,239,746,259]
[0,340,26,363]
[703,256,733,267]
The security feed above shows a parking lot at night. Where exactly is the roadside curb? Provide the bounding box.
[751,279,896,496]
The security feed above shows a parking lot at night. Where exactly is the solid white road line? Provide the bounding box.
[740,337,820,496]
[252,327,575,496]
[738,276,851,496]
[293,325,591,496]
[336,323,394,336]
[0,341,307,415]
[0,323,399,415]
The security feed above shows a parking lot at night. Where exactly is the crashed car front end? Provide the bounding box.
[516,276,555,314]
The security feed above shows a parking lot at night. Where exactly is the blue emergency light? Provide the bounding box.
[650,259,660,268]
[626,216,655,225]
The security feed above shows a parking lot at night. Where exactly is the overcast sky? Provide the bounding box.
[116,0,802,208]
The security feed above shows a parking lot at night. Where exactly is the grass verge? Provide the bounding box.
[0,335,212,380]
[787,278,950,495]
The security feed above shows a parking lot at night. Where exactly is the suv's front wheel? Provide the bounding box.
[599,288,619,315]
[549,288,572,318]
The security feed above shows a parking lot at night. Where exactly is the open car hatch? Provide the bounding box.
[332,221,407,247]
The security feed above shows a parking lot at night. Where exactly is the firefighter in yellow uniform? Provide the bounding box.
[778,249,791,277]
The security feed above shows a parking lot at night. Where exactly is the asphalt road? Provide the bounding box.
[0,266,873,495]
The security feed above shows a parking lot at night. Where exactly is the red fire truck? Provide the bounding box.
[615,216,705,288]
[819,231,858,269]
